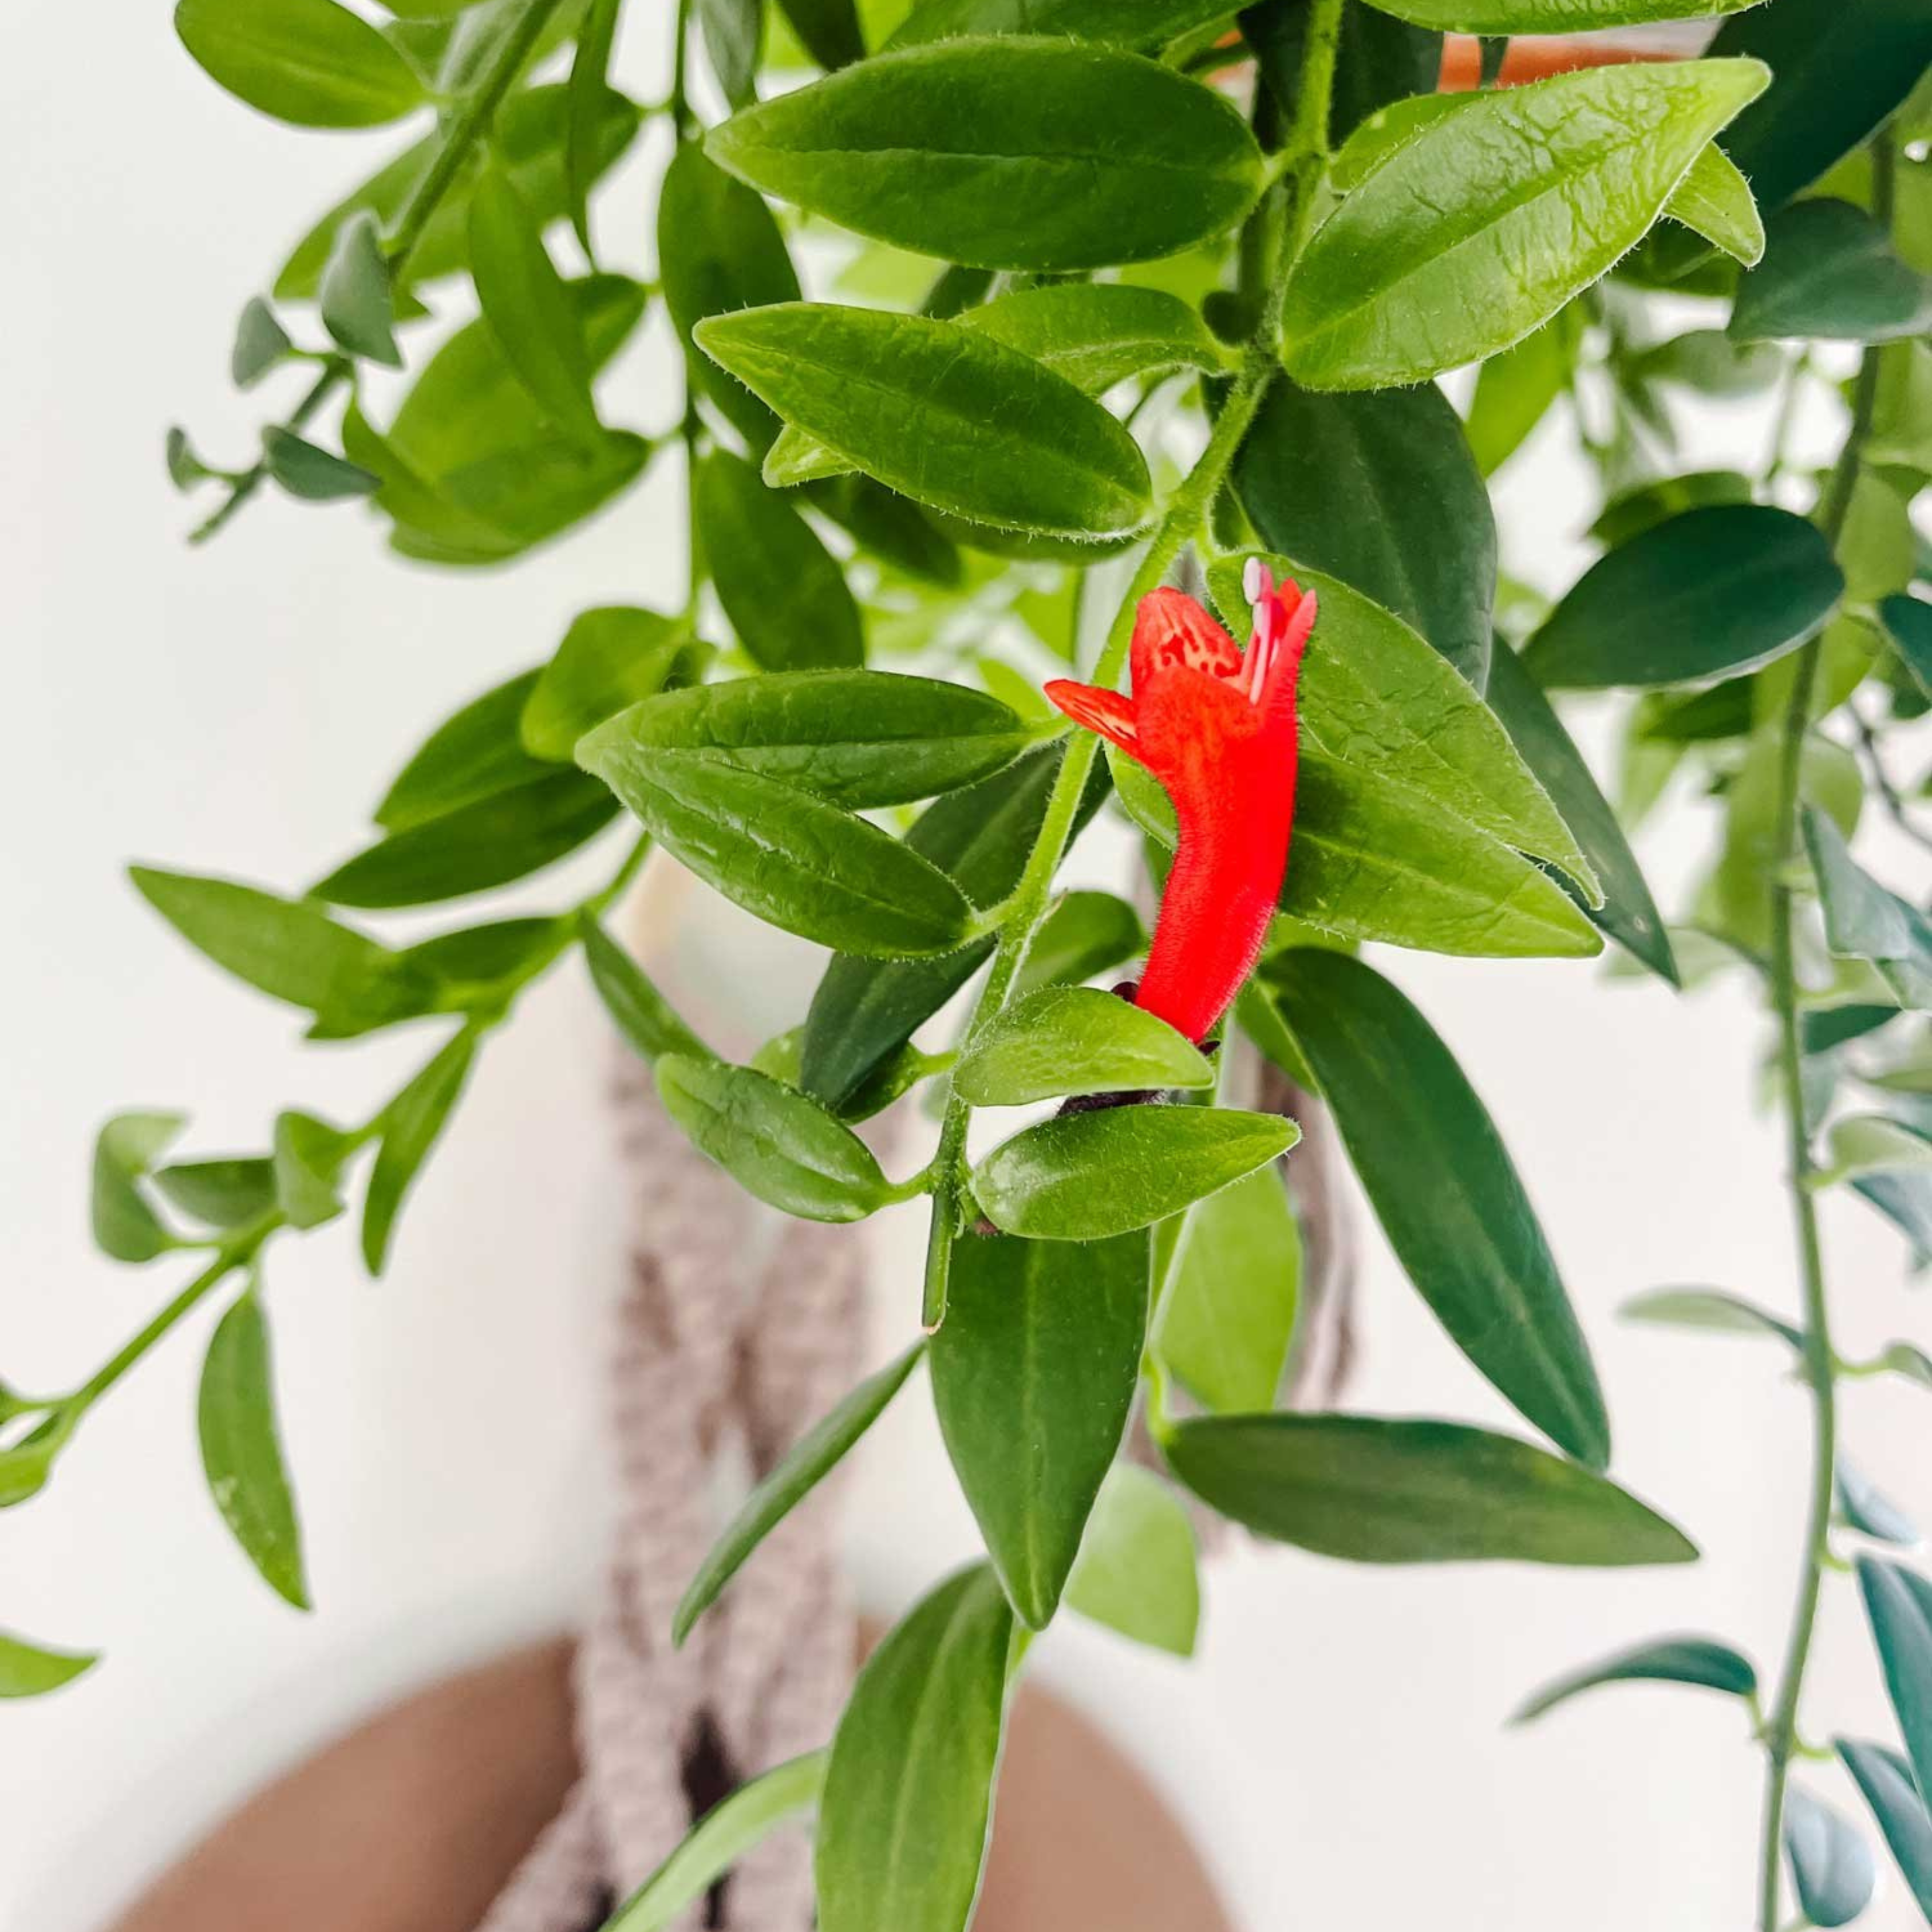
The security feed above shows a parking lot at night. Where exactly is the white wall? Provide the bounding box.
[5,5,1929,1929]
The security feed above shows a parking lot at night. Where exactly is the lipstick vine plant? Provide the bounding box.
[6,0,1932,1923]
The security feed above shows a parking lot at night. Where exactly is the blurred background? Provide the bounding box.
[5,4,1929,1928]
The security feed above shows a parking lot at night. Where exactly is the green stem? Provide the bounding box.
[919,0,1341,1327]
[1753,337,1884,1932]
[190,0,569,546]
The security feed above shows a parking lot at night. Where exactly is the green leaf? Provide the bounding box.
[1860,1558,1932,1816]
[973,1105,1297,1241]
[1015,890,1144,996]
[1483,642,1677,983]
[1805,806,1932,1000]
[580,917,713,1065]
[231,297,295,388]
[933,1230,1148,1627]
[275,84,642,299]
[1523,506,1843,690]
[470,167,602,441]
[1064,1463,1199,1657]
[1512,1634,1757,1723]
[1621,1286,1801,1348]
[165,425,217,491]
[273,1111,351,1231]
[156,1159,278,1229]
[0,1630,99,1700]
[1702,0,1932,218]
[521,608,693,761]
[1878,1342,1932,1394]
[198,1286,310,1609]
[1246,0,1441,151]
[776,0,865,66]
[705,41,1263,272]
[319,209,400,367]
[800,748,1097,1105]
[362,1030,476,1274]
[579,747,975,957]
[605,1754,828,1931]
[1464,310,1582,477]
[1165,1412,1697,1565]
[315,771,619,908]
[1267,947,1609,1465]
[697,448,865,671]
[888,0,1235,50]
[566,0,622,256]
[582,672,1030,810]
[1733,199,1932,345]
[1352,0,1756,30]
[698,303,1151,540]
[1665,142,1764,267]
[0,1413,76,1510]
[1836,1740,1932,1925]
[1593,468,1756,548]
[174,0,427,128]
[376,670,552,830]
[131,867,435,1029]
[91,1112,187,1264]
[1279,60,1769,390]
[955,281,1235,393]
[658,144,800,451]
[1882,593,1932,700]
[1153,1161,1301,1416]
[815,1564,1014,1932]
[1232,377,1495,688]
[696,0,765,109]
[953,986,1211,1107]
[1839,1462,1919,1547]
[1632,329,1784,400]
[1784,1788,1877,1929]
[262,426,380,502]
[675,1342,924,1644]
[1814,1116,1932,1192]
[655,1056,896,1220]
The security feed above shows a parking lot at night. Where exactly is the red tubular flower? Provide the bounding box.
[1045,563,1315,1044]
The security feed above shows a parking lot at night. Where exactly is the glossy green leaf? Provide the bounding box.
[1732,200,1932,345]
[262,426,380,503]
[705,40,1263,271]
[1665,141,1764,267]
[1280,60,1769,390]
[954,986,1210,1106]
[586,672,1026,812]
[700,304,1151,540]
[815,1564,1013,1932]
[156,1159,277,1229]
[698,448,865,671]
[522,609,692,761]
[888,0,1235,49]
[580,918,713,1065]
[91,1112,187,1264]
[1837,1740,1932,1925]
[1464,310,1582,477]
[1622,1286,1801,1348]
[1154,1161,1301,1416]
[566,0,622,254]
[175,0,428,128]
[376,671,551,829]
[934,1230,1148,1627]
[470,167,601,440]
[1860,1558,1932,1813]
[231,297,294,388]
[606,1753,828,1931]
[131,867,435,1029]
[1839,1462,1920,1547]
[315,772,619,908]
[776,0,865,66]
[655,1056,895,1220]
[1015,890,1144,997]
[0,1631,99,1700]
[658,144,799,451]
[275,85,642,299]
[583,747,974,957]
[1785,1787,1877,1929]
[1233,378,1495,687]
[1165,1412,1696,1564]
[198,1287,309,1609]
[1268,948,1609,1465]
[1513,1634,1757,1722]
[362,1030,476,1274]
[675,1343,924,1644]
[973,1105,1297,1241]
[1593,469,1756,548]
[318,209,400,367]
[1353,0,1756,30]
[958,282,1235,393]
[1524,506,1843,690]
[696,0,765,108]
[273,1112,350,1231]
[800,749,1096,1105]
[1064,1463,1199,1657]
[1484,642,1677,983]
